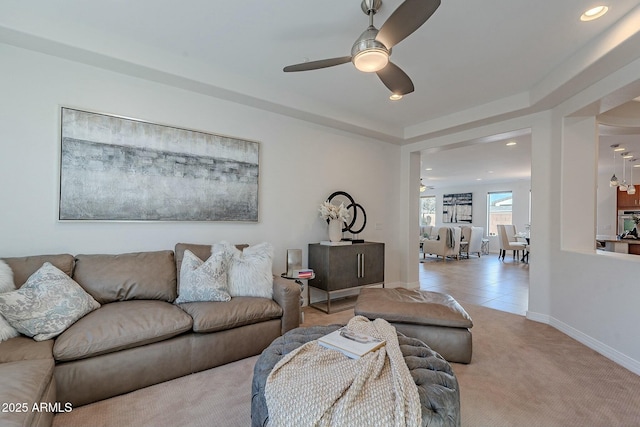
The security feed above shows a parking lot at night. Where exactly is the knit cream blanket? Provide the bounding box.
[265,316,421,427]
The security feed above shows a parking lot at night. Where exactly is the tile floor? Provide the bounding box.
[419,251,529,316]
[301,251,530,326]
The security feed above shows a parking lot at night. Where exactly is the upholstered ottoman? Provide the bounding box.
[251,325,461,427]
[355,288,473,364]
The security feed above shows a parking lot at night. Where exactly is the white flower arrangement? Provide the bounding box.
[319,201,350,223]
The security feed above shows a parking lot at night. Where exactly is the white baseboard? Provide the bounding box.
[525,310,550,323]
[527,311,640,376]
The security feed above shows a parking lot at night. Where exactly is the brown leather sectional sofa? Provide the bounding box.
[0,243,300,427]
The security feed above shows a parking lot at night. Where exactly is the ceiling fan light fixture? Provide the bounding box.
[351,26,390,73]
[353,48,389,72]
[390,93,403,101]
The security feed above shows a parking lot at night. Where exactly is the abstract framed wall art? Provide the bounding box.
[59,107,259,221]
[442,192,472,223]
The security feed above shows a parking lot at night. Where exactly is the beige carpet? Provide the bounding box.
[454,305,640,426]
[53,305,640,427]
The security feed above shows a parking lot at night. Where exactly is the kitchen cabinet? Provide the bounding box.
[617,189,640,208]
[308,242,384,313]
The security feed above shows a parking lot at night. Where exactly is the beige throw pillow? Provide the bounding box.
[213,242,274,299]
[175,249,231,303]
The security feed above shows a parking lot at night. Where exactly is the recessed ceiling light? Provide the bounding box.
[488,170,494,174]
[634,164,640,168]
[614,146,626,152]
[506,141,517,146]
[580,6,608,21]
[389,94,403,101]
[425,167,433,171]
[476,178,482,181]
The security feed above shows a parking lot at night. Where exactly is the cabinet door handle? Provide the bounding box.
[356,253,365,278]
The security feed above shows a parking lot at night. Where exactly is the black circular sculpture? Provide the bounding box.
[326,191,367,235]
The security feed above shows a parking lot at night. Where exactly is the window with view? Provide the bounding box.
[487,191,512,236]
[420,196,436,227]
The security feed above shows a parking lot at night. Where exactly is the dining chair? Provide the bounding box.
[467,226,484,257]
[497,224,527,261]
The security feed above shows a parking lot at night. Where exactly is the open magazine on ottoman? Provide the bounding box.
[318,327,386,359]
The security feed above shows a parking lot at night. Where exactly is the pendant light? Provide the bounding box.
[620,152,632,191]
[628,159,636,195]
[609,145,619,187]
[618,153,629,191]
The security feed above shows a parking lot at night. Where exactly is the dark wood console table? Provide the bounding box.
[307,241,385,313]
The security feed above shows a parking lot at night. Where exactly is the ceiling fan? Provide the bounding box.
[283,0,441,97]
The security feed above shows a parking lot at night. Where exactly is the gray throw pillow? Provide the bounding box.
[175,249,231,303]
[0,262,100,341]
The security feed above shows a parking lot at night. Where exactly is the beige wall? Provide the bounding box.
[0,43,403,297]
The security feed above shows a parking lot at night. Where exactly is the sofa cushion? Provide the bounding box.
[2,254,75,288]
[0,263,101,341]
[73,251,177,304]
[175,249,231,303]
[178,297,282,333]
[0,359,55,427]
[53,300,194,362]
[0,336,54,363]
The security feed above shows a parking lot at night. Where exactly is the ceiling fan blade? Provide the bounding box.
[376,62,414,95]
[283,56,352,72]
[376,0,441,49]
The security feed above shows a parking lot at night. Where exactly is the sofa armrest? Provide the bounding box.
[272,276,300,335]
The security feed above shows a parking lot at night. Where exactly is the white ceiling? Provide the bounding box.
[1,1,640,186]
[420,130,532,189]
[420,100,640,190]
[598,101,640,181]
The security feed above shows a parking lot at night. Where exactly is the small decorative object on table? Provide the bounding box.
[318,327,386,359]
[283,249,315,322]
[319,200,350,242]
[319,191,368,243]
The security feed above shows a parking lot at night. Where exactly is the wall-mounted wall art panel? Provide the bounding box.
[59,108,259,221]
[442,192,472,223]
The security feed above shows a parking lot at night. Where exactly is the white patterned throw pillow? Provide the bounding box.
[215,242,274,299]
[175,249,231,303]
[0,260,20,342]
[0,262,101,341]
[0,259,14,293]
